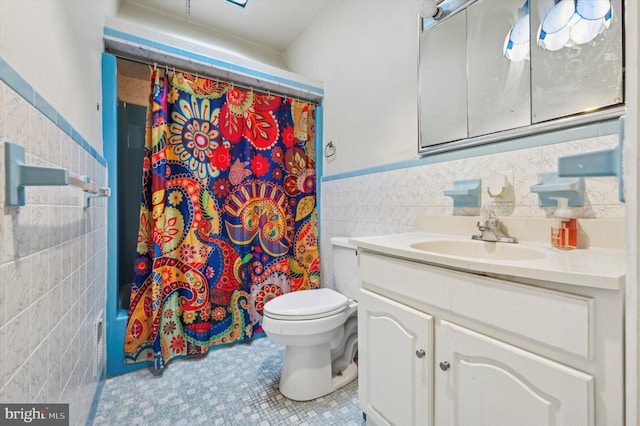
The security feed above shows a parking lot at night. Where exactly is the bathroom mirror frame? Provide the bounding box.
[418,0,625,156]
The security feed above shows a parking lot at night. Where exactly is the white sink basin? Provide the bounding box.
[350,231,625,290]
[410,239,546,261]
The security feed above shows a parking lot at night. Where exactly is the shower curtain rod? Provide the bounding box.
[108,50,322,105]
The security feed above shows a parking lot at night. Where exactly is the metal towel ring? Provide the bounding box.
[324,141,336,158]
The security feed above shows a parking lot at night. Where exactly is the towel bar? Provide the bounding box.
[5,141,110,207]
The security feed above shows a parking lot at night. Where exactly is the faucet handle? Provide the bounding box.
[482,204,497,220]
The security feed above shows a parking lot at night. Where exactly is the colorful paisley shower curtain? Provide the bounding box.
[124,69,320,372]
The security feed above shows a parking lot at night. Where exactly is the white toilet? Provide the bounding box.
[262,237,359,401]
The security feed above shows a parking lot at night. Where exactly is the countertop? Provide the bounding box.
[350,231,625,290]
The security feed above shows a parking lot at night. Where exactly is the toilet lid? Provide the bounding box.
[263,288,350,320]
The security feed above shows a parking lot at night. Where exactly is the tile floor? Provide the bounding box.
[90,337,365,425]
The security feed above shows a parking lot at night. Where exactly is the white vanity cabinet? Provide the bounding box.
[435,321,593,426]
[357,250,623,426]
[358,289,433,425]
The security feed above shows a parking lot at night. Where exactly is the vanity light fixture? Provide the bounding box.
[224,0,248,7]
[504,0,611,61]
[186,0,248,18]
[503,0,530,62]
[537,0,612,51]
[420,0,443,20]
[420,0,474,32]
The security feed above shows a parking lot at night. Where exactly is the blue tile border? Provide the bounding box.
[103,27,324,98]
[0,58,34,104]
[85,368,106,426]
[34,92,57,124]
[0,56,107,167]
[322,119,619,182]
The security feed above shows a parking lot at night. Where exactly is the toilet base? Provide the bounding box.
[332,361,358,390]
[278,343,358,401]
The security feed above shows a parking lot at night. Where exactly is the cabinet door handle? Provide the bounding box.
[439,361,451,371]
[415,349,426,358]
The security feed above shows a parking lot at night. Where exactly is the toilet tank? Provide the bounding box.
[331,237,359,301]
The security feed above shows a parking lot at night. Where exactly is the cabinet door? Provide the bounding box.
[358,289,433,426]
[530,0,623,123]
[419,9,468,148]
[435,320,594,426]
[467,0,530,137]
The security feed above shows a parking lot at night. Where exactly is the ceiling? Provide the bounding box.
[122,0,327,52]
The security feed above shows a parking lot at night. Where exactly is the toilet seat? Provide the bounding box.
[264,288,350,320]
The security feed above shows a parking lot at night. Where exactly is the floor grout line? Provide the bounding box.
[90,337,364,425]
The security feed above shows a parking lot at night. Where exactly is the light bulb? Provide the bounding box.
[420,0,442,19]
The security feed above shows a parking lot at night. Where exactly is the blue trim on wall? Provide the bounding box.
[85,368,106,426]
[102,53,152,377]
[315,105,323,242]
[0,56,107,167]
[103,27,324,98]
[103,52,119,376]
[322,118,620,182]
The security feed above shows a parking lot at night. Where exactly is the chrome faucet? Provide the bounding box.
[472,205,517,243]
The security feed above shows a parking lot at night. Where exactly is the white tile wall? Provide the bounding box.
[0,81,108,425]
[320,134,623,289]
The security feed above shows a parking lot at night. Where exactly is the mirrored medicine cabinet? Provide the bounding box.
[418,0,623,154]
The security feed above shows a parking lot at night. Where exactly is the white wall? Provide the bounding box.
[624,2,640,424]
[110,1,290,72]
[0,0,118,152]
[285,0,420,175]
